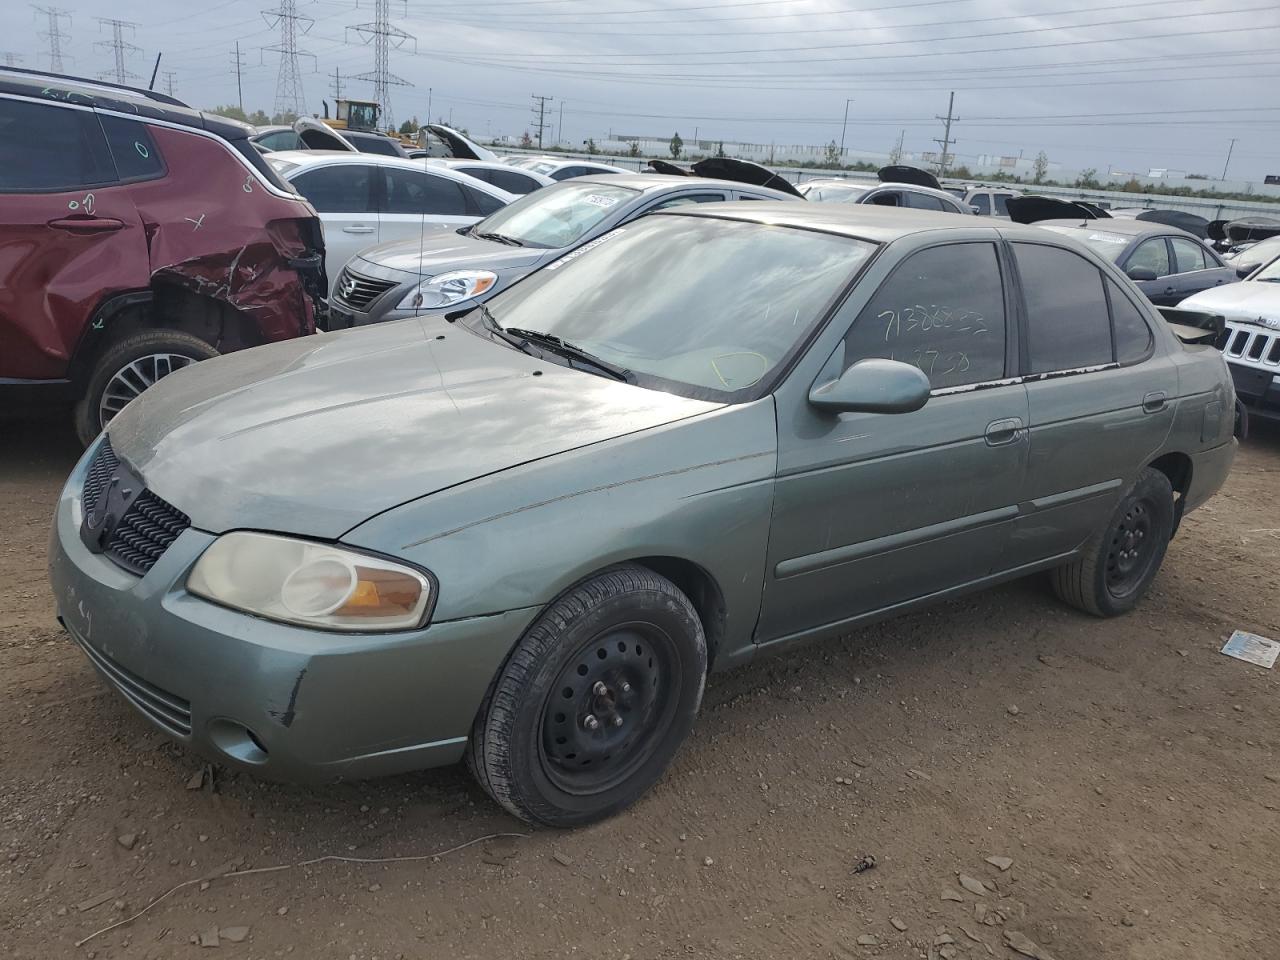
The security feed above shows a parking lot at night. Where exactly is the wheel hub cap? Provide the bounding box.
[99,353,198,427]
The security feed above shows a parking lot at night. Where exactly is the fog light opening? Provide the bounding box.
[207,718,270,766]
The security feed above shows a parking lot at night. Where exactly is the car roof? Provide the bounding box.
[1035,218,1199,241]
[653,201,1071,244]
[267,150,516,197]
[570,173,793,198]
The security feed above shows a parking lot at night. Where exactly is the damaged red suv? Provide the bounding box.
[0,69,325,443]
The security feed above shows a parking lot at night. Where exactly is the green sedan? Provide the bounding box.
[50,203,1236,826]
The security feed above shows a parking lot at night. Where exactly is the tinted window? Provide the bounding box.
[904,191,947,211]
[1127,238,1171,277]
[99,115,164,182]
[1014,243,1112,374]
[488,215,875,399]
[464,185,506,216]
[0,99,114,191]
[648,192,727,211]
[1107,279,1153,364]
[992,194,1012,216]
[382,169,469,215]
[350,134,401,157]
[971,194,992,215]
[1171,237,1207,273]
[490,169,542,194]
[291,164,375,213]
[841,242,1007,389]
[256,129,305,151]
[867,190,901,207]
[550,165,585,181]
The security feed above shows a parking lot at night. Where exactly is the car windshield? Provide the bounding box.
[1235,237,1280,274]
[468,180,639,249]
[483,214,875,399]
[803,182,867,203]
[1253,254,1280,282]
[267,157,300,176]
[1040,225,1131,263]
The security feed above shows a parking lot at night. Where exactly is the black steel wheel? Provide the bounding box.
[1051,467,1175,617]
[467,564,707,827]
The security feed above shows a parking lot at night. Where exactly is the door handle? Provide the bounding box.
[985,417,1023,446]
[342,225,375,234]
[1142,391,1168,414]
[47,217,124,233]
[1163,286,1176,296]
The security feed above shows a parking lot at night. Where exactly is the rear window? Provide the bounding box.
[1013,242,1113,374]
[350,134,403,157]
[98,115,165,182]
[0,98,115,191]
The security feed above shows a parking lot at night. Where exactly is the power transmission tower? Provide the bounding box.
[262,0,315,119]
[34,6,72,73]
[95,18,141,85]
[348,0,414,129]
[1,52,23,66]
[230,41,246,112]
[330,66,344,99]
[933,91,959,176]
[531,94,553,149]
[161,69,177,97]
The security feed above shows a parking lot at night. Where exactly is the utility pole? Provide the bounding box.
[891,128,905,164]
[34,6,72,73]
[95,18,141,85]
[262,0,315,119]
[330,65,344,99]
[230,42,245,112]
[161,69,176,97]
[839,97,854,158]
[1221,138,1237,181]
[531,94,553,149]
[348,0,414,130]
[0,52,23,66]
[557,100,564,146]
[427,86,432,124]
[933,90,958,176]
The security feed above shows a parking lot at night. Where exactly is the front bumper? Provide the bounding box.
[1226,361,1280,421]
[49,449,538,782]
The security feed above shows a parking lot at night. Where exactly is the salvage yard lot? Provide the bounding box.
[2,416,1277,960]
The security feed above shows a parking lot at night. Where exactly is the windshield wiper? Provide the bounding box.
[476,305,537,353]
[503,327,633,382]
[473,231,524,247]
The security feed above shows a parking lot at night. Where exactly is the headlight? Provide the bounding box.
[187,532,433,632]
[397,270,497,310]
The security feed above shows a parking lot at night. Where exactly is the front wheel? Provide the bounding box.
[74,329,219,445]
[467,564,707,827]
[1051,467,1175,617]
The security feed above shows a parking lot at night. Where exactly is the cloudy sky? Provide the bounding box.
[9,0,1279,177]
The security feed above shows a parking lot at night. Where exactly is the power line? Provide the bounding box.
[95,18,141,85]
[262,0,315,118]
[531,93,553,148]
[34,6,72,73]
[348,0,415,129]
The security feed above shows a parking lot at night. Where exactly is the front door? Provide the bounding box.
[378,167,480,247]
[758,240,1029,646]
[1004,241,1179,567]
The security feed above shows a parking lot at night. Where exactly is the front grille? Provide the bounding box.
[333,267,398,310]
[105,491,191,576]
[82,439,191,576]
[1222,321,1279,366]
[71,631,192,737]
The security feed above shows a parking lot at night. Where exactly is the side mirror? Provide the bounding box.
[1236,265,1254,278]
[809,358,931,415]
[970,205,982,215]
[1126,266,1158,282]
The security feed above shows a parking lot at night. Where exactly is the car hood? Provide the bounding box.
[1181,282,1280,326]
[352,233,545,280]
[106,320,722,539]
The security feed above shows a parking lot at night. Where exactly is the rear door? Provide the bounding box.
[0,97,147,380]
[1004,240,1178,567]
[378,167,483,247]
[1123,237,1178,304]
[289,163,380,294]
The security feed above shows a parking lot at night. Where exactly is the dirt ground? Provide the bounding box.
[1,415,1277,960]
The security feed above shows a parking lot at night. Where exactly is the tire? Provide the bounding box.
[74,329,219,445]
[1051,467,1175,617]
[467,564,707,827]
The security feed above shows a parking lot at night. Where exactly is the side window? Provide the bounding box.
[971,194,992,215]
[0,99,114,191]
[464,185,506,216]
[648,192,727,211]
[1170,237,1207,273]
[382,169,469,215]
[1013,243,1113,374]
[1126,238,1171,277]
[291,164,375,213]
[493,169,541,194]
[903,191,946,211]
[98,115,165,182]
[550,166,585,181]
[867,190,901,207]
[993,194,1012,217]
[257,130,304,151]
[841,242,1007,390]
[1106,278,1154,365]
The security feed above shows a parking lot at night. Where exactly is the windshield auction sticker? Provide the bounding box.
[584,194,620,208]
[545,229,626,270]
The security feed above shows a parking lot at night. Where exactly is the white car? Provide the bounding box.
[266,151,515,298]
[509,156,634,181]
[1181,251,1280,425]
[420,158,554,195]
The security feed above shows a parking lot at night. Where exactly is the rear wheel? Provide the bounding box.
[467,564,707,827]
[74,330,218,445]
[1051,467,1175,617]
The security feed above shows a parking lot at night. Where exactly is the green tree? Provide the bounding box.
[270,110,298,126]
[1033,150,1049,185]
[585,137,599,155]
[823,139,842,168]
[246,109,270,126]
[208,104,248,122]
[669,131,683,160]
[715,140,726,158]
[1075,168,1100,189]
[399,117,420,136]
[628,140,641,157]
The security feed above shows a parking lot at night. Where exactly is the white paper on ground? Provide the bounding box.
[1221,630,1280,669]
